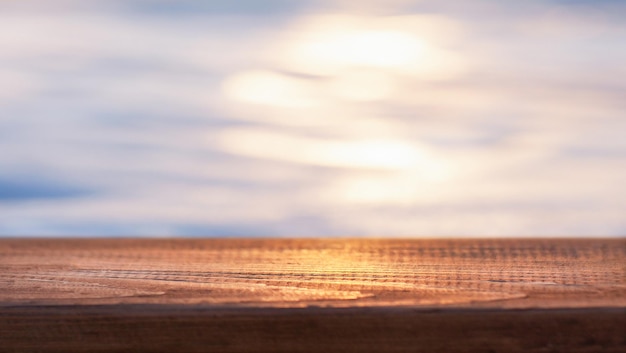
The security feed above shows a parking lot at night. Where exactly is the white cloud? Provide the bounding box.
[0,1,624,236]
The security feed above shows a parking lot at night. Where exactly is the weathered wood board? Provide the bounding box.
[1,239,624,352]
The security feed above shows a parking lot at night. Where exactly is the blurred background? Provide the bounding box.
[0,0,624,237]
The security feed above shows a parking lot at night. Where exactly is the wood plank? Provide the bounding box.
[1,239,625,352]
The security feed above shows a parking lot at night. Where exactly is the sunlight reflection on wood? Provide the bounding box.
[1,239,624,308]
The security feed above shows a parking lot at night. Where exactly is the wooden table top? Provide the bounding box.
[1,238,624,309]
[1,238,625,352]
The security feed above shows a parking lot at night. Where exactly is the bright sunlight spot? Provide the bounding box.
[215,128,422,170]
[291,29,426,71]
[222,70,319,108]
[329,70,396,101]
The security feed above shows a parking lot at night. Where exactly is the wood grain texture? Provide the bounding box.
[0,238,625,352]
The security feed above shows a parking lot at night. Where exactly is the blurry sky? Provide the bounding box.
[0,0,625,237]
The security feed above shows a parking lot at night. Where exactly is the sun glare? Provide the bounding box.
[214,128,422,170]
[293,29,425,70]
[329,70,395,101]
[215,13,466,204]
[222,13,468,108]
[267,14,467,80]
[222,70,318,108]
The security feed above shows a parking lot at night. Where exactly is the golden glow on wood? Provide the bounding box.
[1,239,624,308]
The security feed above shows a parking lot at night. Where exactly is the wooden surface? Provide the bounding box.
[1,238,625,352]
